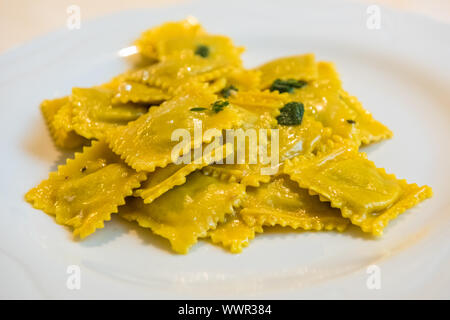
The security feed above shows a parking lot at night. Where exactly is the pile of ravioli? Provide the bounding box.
[26,19,432,254]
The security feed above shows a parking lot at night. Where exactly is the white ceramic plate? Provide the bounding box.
[1,0,449,299]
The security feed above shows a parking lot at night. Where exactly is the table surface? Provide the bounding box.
[0,0,449,54]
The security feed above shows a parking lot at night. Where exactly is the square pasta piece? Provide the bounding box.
[135,19,244,67]
[217,68,262,94]
[111,80,171,104]
[256,54,319,90]
[25,140,147,238]
[208,212,262,254]
[72,87,148,140]
[208,174,348,254]
[135,19,205,60]
[120,171,246,254]
[240,175,349,232]
[133,142,234,204]
[202,90,286,186]
[106,88,244,172]
[338,89,393,145]
[124,54,235,94]
[40,97,87,149]
[283,140,433,236]
[203,111,331,187]
[287,61,361,144]
[288,61,392,145]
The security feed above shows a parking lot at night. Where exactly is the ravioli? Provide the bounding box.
[27,19,433,254]
[25,141,146,238]
[135,19,243,67]
[338,89,393,145]
[284,139,432,235]
[112,80,171,104]
[134,142,233,204]
[257,54,318,90]
[72,87,147,139]
[120,171,245,254]
[208,213,262,253]
[124,54,234,94]
[107,88,244,172]
[284,61,391,145]
[203,111,330,186]
[241,175,349,232]
[202,90,285,186]
[40,97,87,149]
[135,19,206,60]
[220,68,262,93]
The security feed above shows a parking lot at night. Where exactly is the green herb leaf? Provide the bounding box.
[270,79,307,93]
[195,45,210,58]
[211,100,229,113]
[220,85,238,98]
[190,107,208,112]
[347,119,356,124]
[276,102,304,126]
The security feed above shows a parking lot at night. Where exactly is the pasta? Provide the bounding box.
[72,87,148,140]
[26,19,432,254]
[25,141,146,238]
[120,171,245,254]
[106,86,244,172]
[241,175,349,232]
[208,213,262,253]
[283,138,432,235]
[40,97,87,149]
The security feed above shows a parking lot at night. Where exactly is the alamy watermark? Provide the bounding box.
[66,265,81,290]
[67,5,81,30]
[171,119,280,175]
[366,5,381,30]
[366,264,381,290]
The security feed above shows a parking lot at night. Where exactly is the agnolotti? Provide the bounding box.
[25,141,146,238]
[120,171,246,254]
[284,138,433,236]
[107,88,244,172]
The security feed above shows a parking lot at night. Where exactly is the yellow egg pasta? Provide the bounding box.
[112,80,171,104]
[203,112,330,186]
[40,97,87,149]
[208,213,262,253]
[135,19,206,60]
[338,89,393,145]
[220,68,262,93]
[120,171,245,254]
[134,142,234,204]
[107,88,244,172]
[26,18,432,254]
[25,140,146,238]
[124,54,234,94]
[284,139,432,235]
[241,175,349,232]
[71,87,148,140]
[135,19,243,67]
[257,54,318,90]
